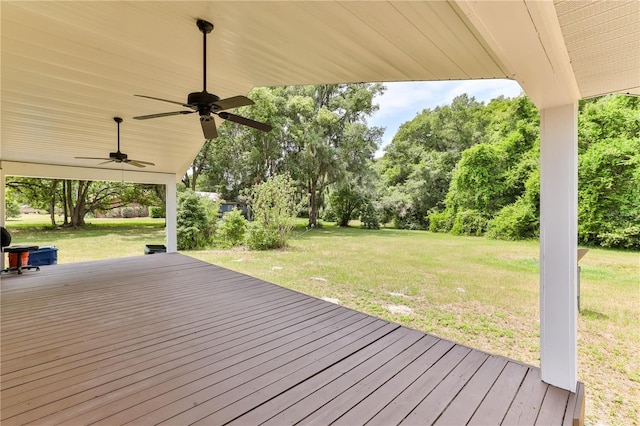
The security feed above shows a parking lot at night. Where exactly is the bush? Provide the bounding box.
[451,209,487,236]
[321,206,337,223]
[149,206,166,218]
[487,198,539,240]
[245,221,280,250]
[597,226,640,249]
[244,174,298,250]
[428,209,454,233]
[360,201,380,229]
[122,207,136,218]
[177,190,218,250]
[578,137,640,249]
[216,209,248,248]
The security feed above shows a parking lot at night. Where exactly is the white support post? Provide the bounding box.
[1,163,6,271]
[539,103,578,392]
[165,180,177,253]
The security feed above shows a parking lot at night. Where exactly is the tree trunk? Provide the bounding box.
[49,179,59,227]
[62,181,69,225]
[153,184,167,205]
[308,180,319,228]
[181,173,191,190]
[65,180,91,227]
[191,165,199,191]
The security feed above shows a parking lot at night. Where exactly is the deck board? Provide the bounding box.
[469,361,531,425]
[1,253,584,425]
[434,355,508,425]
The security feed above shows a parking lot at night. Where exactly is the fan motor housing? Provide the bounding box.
[188,91,220,108]
[110,152,128,160]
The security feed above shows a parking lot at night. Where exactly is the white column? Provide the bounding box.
[1,163,6,270]
[165,180,177,253]
[539,103,578,392]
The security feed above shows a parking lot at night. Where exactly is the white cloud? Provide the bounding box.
[370,79,523,157]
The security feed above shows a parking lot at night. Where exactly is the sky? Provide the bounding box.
[369,79,524,157]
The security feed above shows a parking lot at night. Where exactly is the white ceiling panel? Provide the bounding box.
[555,0,640,98]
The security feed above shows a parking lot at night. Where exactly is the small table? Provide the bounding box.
[2,245,40,274]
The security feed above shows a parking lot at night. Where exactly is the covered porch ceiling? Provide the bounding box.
[2,0,638,179]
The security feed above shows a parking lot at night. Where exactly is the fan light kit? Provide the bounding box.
[75,117,155,168]
[133,19,272,139]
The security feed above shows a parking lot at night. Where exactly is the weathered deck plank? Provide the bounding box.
[0,253,584,425]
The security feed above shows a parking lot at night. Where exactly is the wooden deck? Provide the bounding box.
[1,253,584,425]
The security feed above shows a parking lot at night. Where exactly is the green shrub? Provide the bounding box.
[244,174,298,250]
[149,206,165,218]
[578,137,640,248]
[428,209,454,233]
[122,207,135,218]
[597,226,640,249]
[487,198,539,240]
[321,206,337,223]
[177,190,218,250]
[360,201,380,229]
[216,209,248,248]
[245,221,280,250]
[451,209,487,236]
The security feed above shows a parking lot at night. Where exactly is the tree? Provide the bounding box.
[377,94,493,229]
[196,84,384,228]
[283,84,384,227]
[429,96,540,236]
[5,195,21,219]
[329,183,365,227]
[578,137,640,248]
[6,178,60,226]
[7,177,162,227]
[182,139,215,191]
[198,86,287,197]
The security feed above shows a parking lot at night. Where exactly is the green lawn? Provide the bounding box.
[4,215,166,262]
[4,216,639,425]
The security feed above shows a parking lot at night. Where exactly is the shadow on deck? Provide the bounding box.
[1,253,584,425]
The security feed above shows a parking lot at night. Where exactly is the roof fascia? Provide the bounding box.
[454,0,581,109]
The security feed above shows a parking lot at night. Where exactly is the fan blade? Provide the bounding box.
[218,112,272,132]
[133,110,195,120]
[128,159,155,166]
[213,95,254,111]
[135,94,191,108]
[75,156,112,161]
[200,115,218,139]
[98,160,115,165]
[125,160,147,168]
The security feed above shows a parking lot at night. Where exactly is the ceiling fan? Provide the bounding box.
[75,117,155,168]
[133,19,272,139]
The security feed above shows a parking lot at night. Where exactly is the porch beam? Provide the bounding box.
[539,103,578,392]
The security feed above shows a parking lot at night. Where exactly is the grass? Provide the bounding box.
[4,215,639,425]
[4,215,166,262]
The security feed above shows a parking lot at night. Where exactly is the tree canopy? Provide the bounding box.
[195,83,385,227]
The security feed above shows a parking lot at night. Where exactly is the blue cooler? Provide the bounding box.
[29,246,58,266]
